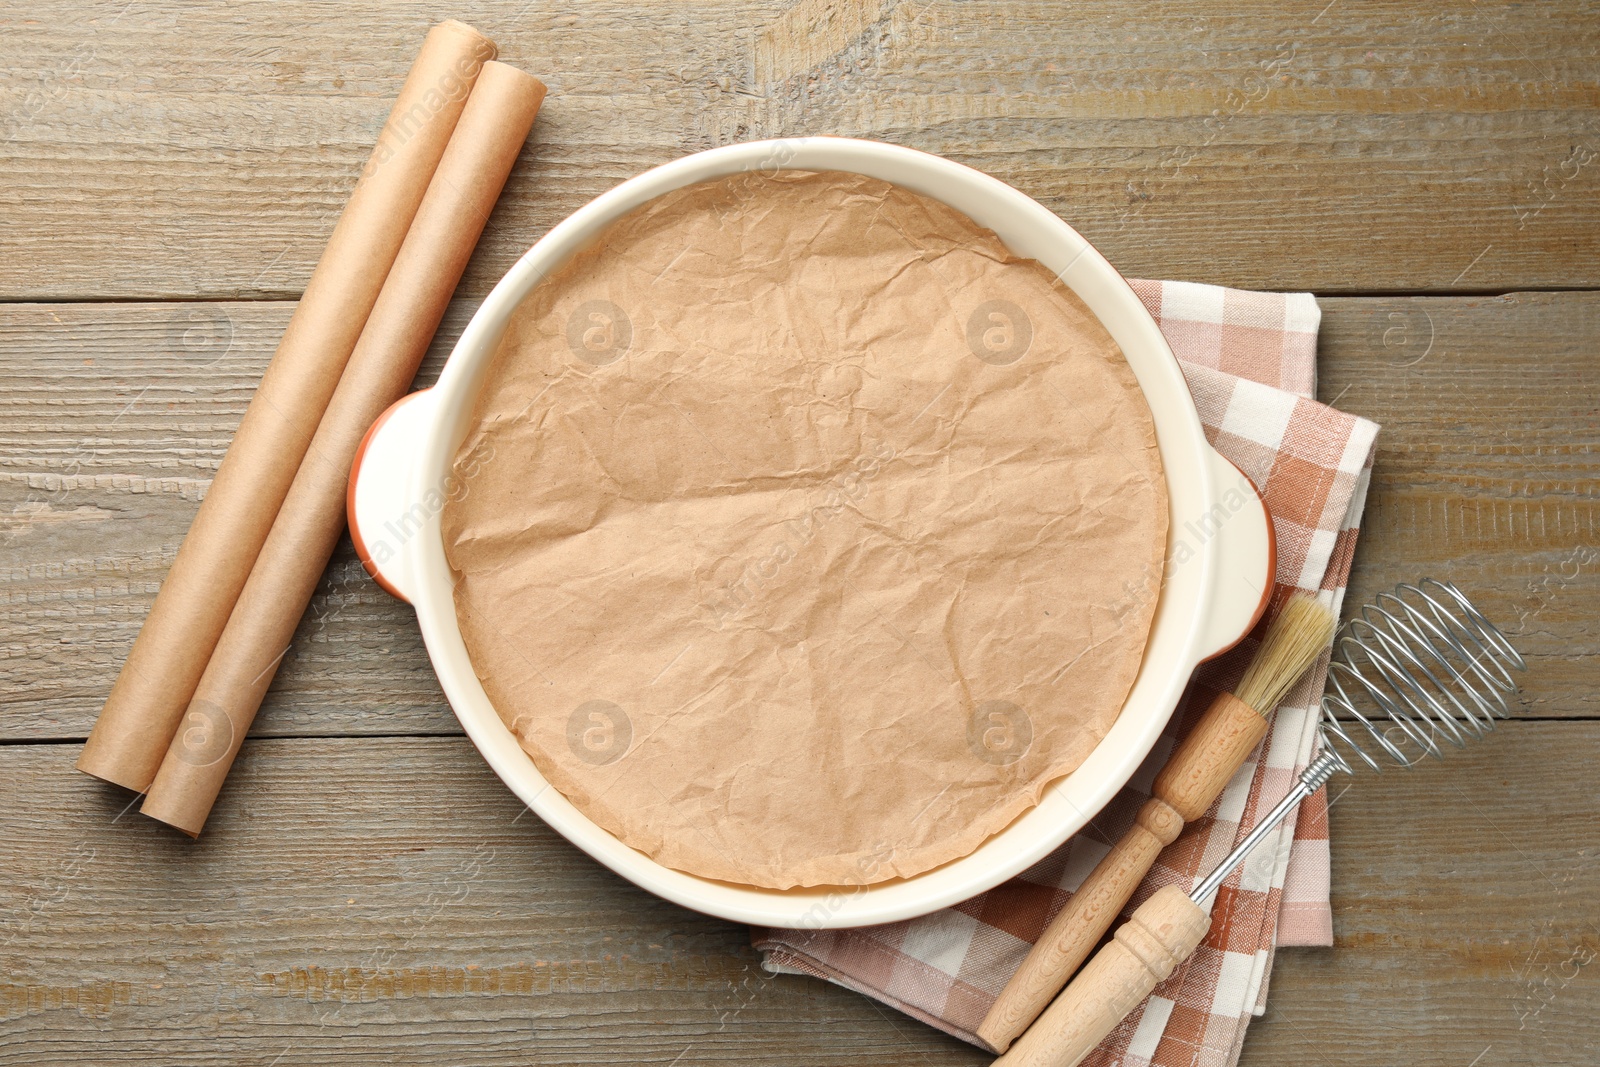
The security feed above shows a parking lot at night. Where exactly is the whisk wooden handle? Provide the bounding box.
[978,692,1267,1052]
[993,886,1211,1067]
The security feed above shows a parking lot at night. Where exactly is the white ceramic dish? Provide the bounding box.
[346,138,1273,928]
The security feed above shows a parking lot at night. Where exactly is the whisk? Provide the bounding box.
[994,580,1526,1067]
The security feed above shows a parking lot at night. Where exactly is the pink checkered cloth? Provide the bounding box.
[753,279,1381,1064]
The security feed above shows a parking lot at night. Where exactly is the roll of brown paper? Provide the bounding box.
[140,61,547,836]
[78,20,498,793]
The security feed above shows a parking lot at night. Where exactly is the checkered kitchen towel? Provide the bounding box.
[754,280,1380,1064]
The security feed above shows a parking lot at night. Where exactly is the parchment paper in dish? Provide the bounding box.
[440,170,1168,889]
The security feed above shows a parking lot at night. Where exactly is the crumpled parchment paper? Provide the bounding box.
[441,170,1167,889]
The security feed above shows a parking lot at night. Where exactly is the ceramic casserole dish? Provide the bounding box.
[347,137,1274,927]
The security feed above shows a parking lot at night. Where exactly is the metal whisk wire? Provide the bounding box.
[1319,579,1526,772]
[1192,580,1524,904]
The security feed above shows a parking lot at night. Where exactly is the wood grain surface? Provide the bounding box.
[2,2,1599,298]
[2,726,1597,1065]
[1,0,1597,1063]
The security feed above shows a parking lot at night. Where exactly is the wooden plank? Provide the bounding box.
[1,723,1594,1063]
[2,1,1598,299]
[0,300,473,741]
[1317,292,1600,720]
[1242,719,1600,1065]
[0,735,988,1065]
[2,292,1595,740]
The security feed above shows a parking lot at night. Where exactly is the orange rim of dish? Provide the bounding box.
[345,391,425,603]
[1201,455,1277,661]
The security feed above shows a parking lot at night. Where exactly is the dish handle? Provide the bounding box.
[1189,448,1275,661]
[347,387,442,605]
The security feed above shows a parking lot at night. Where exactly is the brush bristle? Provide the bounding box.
[1234,594,1339,713]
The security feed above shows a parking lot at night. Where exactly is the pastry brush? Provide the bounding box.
[978,594,1337,1052]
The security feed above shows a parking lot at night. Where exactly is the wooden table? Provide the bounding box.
[3,2,1597,1063]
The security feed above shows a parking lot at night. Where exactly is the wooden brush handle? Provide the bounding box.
[977,797,1182,1051]
[993,886,1211,1067]
[1152,691,1271,821]
[977,691,1267,1052]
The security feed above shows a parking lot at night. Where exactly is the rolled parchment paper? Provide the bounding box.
[140,61,547,835]
[78,20,498,792]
